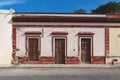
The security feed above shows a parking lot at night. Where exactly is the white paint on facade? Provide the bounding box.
[0,9,14,64]
[16,27,105,58]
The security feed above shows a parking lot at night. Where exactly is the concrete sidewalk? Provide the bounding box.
[14,64,120,68]
[0,64,120,68]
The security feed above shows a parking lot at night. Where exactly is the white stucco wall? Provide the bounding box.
[0,10,13,64]
[16,26,105,58]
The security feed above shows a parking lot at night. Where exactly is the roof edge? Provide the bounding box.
[13,12,106,18]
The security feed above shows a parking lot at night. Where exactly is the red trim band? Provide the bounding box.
[78,32,94,35]
[25,31,41,35]
[51,31,68,35]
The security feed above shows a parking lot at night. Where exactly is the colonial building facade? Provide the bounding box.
[12,13,120,64]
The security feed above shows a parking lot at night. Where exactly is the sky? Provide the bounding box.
[0,0,120,13]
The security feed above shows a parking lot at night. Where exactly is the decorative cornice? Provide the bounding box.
[51,31,68,35]
[77,32,94,35]
[25,31,41,35]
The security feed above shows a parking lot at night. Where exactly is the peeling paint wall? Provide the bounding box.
[16,27,105,58]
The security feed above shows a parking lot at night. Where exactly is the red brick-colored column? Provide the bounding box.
[105,27,109,57]
[12,25,16,59]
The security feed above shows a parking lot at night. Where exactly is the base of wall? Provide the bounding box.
[20,57,28,64]
[18,56,106,64]
[19,57,80,64]
[66,57,80,64]
[91,56,105,64]
[20,57,54,64]
[39,57,54,64]
[106,57,120,65]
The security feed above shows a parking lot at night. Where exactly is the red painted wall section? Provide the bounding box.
[66,57,80,64]
[20,56,105,64]
[105,27,109,57]
[12,26,16,60]
[92,56,105,64]
[39,57,54,64]
[20,57,29,64]
[20,57,80,64]
[20,57,54,64]
[106,14,120,19]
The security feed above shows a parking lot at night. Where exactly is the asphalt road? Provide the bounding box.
[0,68,120,80]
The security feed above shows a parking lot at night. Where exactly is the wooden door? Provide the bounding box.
[28,38,39,61]
[81,38,91,63]
[55,39,65,64]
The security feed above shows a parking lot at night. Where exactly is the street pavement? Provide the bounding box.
[0,68,120,80]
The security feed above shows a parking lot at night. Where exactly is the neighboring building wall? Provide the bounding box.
[16,26,105,64]
[107,28,120,64]
[0,10,13,64]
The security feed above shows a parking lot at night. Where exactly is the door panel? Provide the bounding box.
[28,38,39,61]
[55,39,65,64]
[81,38,91,63]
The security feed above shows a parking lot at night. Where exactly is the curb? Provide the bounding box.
[13,64,120,69]
[0,64,120,69]
[0,65,15,69]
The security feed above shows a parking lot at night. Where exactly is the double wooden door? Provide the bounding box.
[81,38,91,63]
[28,38,39,61]
[55,39,65,64]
